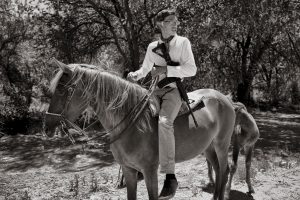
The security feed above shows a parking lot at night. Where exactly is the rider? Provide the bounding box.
[127,9,197,199]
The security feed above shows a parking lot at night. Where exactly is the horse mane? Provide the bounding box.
[70,65,152,133]
[232,101,247,112]
[225,94,247,112]
[49,64,100,94]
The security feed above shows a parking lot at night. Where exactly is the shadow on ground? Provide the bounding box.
[202,184,255,200]
[0,133,114,172]
[1,111,299,175]
[228,190,255,200]
[253,111,300,152]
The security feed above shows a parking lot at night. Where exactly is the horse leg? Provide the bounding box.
[142,167,158,200]
[207,159,215,186]
[204,145,219,200]
[244,144,255,194]
[225,134,240,200]
[117,174,126,189]
[117,170,144,189]
[116,165,126,189]
[122,166,138,200]
[215,140,230,200]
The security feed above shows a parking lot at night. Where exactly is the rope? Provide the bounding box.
[99,76,159,145]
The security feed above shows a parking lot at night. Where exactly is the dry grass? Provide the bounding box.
[1,111,300,199]
[1,148,300,200]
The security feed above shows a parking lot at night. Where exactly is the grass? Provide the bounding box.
[234,145,300,186]
[1,149,300,200]
[64,172,116,199]
[1,110,299,200]
[4,190,32,200]
[90,173,99,193]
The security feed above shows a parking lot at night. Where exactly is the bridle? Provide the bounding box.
[45,74,159,145]
[45,81,81,143]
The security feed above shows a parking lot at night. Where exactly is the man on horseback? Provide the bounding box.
[128,9,197,199]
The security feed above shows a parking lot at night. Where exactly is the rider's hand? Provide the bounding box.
[127,72,139,82]
[151,65,167,78]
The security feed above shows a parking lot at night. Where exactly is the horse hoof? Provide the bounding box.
[224,191,230,200]
[247,187,255,195]
[116,182,126,189]
[117,184,126,189]
[202,182,214,193]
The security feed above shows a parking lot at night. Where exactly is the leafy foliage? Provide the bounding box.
[0,1,33,131]
[0,0,52,134]
[177,0,300,103]
[0,0,299,134]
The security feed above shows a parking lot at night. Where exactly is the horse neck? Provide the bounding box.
[92,101,154,137]
[80,71,151,135]
[235,108,249,126]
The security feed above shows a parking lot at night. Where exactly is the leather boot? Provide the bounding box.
[158,178,178,200]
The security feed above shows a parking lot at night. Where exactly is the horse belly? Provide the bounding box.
[174,110,218,163]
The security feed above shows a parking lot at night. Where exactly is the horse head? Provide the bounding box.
[44,59,87,137]
[232,101,247,125]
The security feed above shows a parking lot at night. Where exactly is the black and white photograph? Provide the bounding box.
[0,0,299,199]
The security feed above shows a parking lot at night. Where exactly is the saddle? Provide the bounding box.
[149,91,205,117]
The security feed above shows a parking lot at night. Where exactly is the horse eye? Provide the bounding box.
[67,87,74,93]
[56,88,66,96]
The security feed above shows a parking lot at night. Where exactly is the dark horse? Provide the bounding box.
[44,60,236,200]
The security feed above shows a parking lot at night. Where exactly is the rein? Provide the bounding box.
[105,77,159,144]
[45,81,82,143]
[46,76,159,146]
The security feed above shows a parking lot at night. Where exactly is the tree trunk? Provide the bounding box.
[129,37,140,71]
[237,80,251,104]
[237,35,252,104]
[124,0,140,72]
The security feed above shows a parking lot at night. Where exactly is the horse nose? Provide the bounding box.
[43,116,58,138]
[43,124,55,138]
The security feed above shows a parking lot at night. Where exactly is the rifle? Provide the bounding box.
[152,43,199,128]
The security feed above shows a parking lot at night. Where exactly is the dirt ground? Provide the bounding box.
[0,111,300,200]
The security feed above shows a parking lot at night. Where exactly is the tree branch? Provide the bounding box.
[85,0,127,61]
[286,31,300,62]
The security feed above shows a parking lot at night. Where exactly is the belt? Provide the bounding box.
[157,77,181,88]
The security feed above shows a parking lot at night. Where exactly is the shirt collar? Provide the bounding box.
[159,34,177,45]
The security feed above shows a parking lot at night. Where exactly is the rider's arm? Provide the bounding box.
[134,43,156,80]
[167,38,197,78]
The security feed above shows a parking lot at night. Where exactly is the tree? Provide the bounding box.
[177,0,300,104]
[34,0,176,72]
[0,0,46,133]
[0,1,30,115]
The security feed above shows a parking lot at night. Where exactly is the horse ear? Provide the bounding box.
[49,58,72,75]
[226,93,234,104]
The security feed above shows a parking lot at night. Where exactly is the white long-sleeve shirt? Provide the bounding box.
[135,34,197,85]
